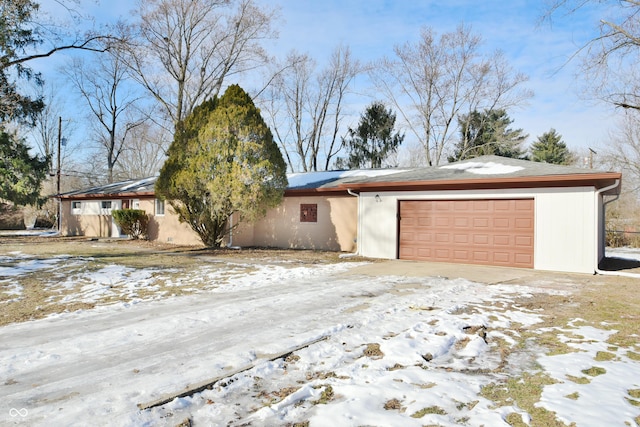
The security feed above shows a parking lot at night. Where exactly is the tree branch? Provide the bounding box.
[2,36,117,69]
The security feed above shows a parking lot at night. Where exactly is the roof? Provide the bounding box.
[328,156,622,194]
[58,156,622,199]
[58,177,157,199]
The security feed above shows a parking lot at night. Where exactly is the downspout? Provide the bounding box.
[593,179,640,277]
[347,189,360,256]
[227,213,233,248]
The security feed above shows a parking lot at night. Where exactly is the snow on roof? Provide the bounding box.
[118,177,157,191]
[439,161,525,175]
[287,169,408,189]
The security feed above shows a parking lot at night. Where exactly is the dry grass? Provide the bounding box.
[363,343,384,359]
[0,236,362,326]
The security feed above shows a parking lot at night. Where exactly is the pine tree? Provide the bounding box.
[336,102,404,169]
[156,85,287,247]
[530,128,575,165]
[0,130,48,206]
[449,109,527,162]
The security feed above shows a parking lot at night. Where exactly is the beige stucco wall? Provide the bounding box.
[232,195,357,252]
[358,187,599,274]
[61,197,201,246]
[148,201,202,246]
[62,200,114,238]
[61,194,356,251]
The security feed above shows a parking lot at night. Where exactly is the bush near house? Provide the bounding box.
[112,209,149,240]
[0,202,25,229]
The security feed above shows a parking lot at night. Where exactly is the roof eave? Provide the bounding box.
[339,173,623,193]
[57,191,156,200]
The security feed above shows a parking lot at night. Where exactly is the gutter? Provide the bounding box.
[593,179,640,278]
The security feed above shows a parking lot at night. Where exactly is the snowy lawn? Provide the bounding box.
[1,239,639,427]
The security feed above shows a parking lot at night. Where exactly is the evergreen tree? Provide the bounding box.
[336,102,404,169]
[0,130,48,206]
[530,128,575,165]
[449,109,528,162]
[156,85,287,247]
[0,0,45,124]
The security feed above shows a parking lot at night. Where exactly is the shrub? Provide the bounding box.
[112,209,149,239]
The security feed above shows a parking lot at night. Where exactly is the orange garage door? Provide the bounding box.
[398,199,534,268]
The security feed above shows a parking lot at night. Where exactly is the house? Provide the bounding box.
[58,156,621,274]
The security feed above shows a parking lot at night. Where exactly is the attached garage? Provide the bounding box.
[398,198,534,268]
[340,156,621,274]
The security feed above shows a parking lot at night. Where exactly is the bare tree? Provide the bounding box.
[63,45,145,183]
[544,0,640,110]
[369,24,532,166]
[113,120,171,179]
[23,85,78,173]
[603,110,640,193]
[123,0,278,128]
[261,46,363,172]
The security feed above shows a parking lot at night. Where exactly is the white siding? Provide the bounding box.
[534,187,595,273]
[358,187,598,274]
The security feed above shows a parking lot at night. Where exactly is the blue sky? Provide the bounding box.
[36,0,615,163]
[253,0,614,157]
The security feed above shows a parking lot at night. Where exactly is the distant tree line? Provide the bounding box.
[2,0,639,244]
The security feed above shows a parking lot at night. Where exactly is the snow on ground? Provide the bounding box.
[1,251,639,426]
[607,247,640,262]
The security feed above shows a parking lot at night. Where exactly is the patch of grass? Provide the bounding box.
[565,392,579,400]
[383,398,404,411]
[412,382,437,389]
[387,363,404,371]
[363,343,384,359]
[314,385,334,405]
[566,375,591,384]
[627,351,640,361]
[455,400,478,410]
[481,372,569,426]
[455,336,471,351]
[626,398,640,407]
[581,366,606,377]
[505,412,528,427]
[410,406,446,418]
[629,389,640,399]
[520,329,575,356]
[594,351,616,361]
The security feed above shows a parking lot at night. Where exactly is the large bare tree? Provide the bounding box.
[64,44,145,183]
[369,24,532,166]
[262,45,363,172]
[123,0,277,128]
[544,0,640,110]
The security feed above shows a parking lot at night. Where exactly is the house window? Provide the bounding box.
[132,199,140,210]
[155,199,165,216]
[71,201,82,215]
[101,201,112,210]
[300,204,317,223]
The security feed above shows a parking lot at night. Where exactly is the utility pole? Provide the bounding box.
[588,147,597,169]
[57,116,62,230]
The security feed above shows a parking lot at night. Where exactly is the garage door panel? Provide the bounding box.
[399,199,534,268]
[493,235,511,245]
[493,218,511,228]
